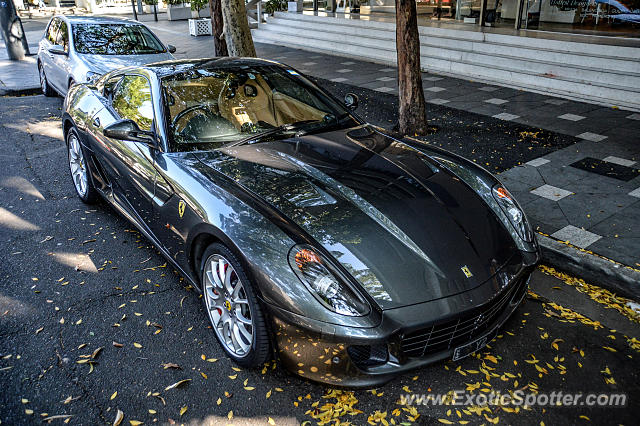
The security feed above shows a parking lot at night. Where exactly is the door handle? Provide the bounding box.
[93,117,100,127]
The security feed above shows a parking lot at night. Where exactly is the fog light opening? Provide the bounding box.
[347,344,388,369]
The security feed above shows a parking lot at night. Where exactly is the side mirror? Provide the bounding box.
[167,44,176,54]
[103,119,156,146]
[344,93,358,110]
[48,45,68,56]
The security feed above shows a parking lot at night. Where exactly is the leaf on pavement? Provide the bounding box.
[227,411,233,420]
[110,391,117,400]
[113,410,124,426]
[165,379,191,391]
[113,342,123,348]
[133,343,142,348]
[162,363,181,370]
[180,406,188,416]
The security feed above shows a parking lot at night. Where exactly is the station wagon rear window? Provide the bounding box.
[72,23,165,55]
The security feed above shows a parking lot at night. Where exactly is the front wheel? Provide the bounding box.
[200,243,270,368]
[67,128,98,204]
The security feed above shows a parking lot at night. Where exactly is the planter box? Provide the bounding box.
[167,4,191,21]
[189,18,212,36]
[288,1,302,12]
[192,8,211,18]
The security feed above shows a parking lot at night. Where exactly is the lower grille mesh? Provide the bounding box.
[400,278,526,358]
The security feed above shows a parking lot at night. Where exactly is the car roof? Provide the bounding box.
[136,58,288,79]
[56,15,142,26]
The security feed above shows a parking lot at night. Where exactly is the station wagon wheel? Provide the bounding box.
[66,128,97,204]
[38,62,56,97]
[201,243,270,368]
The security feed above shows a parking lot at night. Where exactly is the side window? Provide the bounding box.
[55,21,69,52]
[112,75,154,132]
[47,19,60,44]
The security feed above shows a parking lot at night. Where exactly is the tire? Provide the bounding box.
[200,243,270,368]
[38,62,56,97]
[66,127,98,204]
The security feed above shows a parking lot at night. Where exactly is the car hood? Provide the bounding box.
[194,126,517,309]
[78,52,174,75]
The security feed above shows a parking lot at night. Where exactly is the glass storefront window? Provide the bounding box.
[300,0,639,37]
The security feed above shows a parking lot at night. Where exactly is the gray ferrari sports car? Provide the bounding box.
[62,58,539,386]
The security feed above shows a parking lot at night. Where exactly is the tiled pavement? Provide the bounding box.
[9,16,640,269]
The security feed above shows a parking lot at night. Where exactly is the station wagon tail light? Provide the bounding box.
[492,185,532,242]
[289,246,369,316]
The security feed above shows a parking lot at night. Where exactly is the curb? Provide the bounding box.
[538,234,640,301]
[0,86,41,97]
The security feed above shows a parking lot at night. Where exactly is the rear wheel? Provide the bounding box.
[67,128,98,204]
[38,62,56,97]
[200,243,270,368]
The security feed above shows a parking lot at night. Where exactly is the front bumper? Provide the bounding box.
[267,250,539,387]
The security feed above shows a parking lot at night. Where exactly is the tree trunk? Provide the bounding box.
[395,0,428,135]
[220,0,256,57]
[210,0,228,56]
[0,0,29,61]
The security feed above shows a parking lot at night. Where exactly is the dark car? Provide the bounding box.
[62,58,539,386]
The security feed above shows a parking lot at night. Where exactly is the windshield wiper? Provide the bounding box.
[225,120,321,148]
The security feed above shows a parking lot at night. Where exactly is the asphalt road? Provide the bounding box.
[1,93,639,425]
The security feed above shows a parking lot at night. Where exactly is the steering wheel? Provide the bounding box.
[172,105,217,134]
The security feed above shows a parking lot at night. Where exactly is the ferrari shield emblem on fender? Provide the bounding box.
[461,266,473,278]
[178,200,186,218]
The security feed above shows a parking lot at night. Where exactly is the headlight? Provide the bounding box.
[288,245,369,316]
[86,71,100,82]
[492,185,532,242]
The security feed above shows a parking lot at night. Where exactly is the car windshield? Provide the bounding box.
[161,65,358,152]
[72,23,165,55]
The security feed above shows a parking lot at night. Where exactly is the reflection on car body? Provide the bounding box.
[62,58,539,386]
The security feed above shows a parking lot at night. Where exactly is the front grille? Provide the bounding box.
[400,278,526,358]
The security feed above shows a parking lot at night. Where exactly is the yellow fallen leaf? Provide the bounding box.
[129,421,143,426]
[148,409,156,414]
[438,420,453,424]
[133,343,142,348]
[268,417,276,425]
[113,409,124,426]
[228,374,237,380]
[216,397,222,405]
[228,410,233,420]
[165,379,191,390]
[25,409,34,415]
[180,406,187,416]
[110,391,117,400]
[266,389,272,399]
[200,372,208,379]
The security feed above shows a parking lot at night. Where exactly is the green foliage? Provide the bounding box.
[191,0,208,11]
[166,0,185,5]
[143,0,158,5]
[265,0,287,14]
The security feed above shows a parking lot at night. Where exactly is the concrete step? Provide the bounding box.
[259,21,640,88]
[253,29,640,109]
[273,11,640,61]
[264,16,640,75]
[256,13,640,109]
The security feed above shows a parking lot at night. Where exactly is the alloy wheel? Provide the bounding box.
[68,133,88,197]
[203,254,254,357]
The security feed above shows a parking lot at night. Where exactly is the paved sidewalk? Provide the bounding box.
[4,15,640,289]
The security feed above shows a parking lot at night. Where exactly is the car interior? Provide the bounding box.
[162,69,330,145]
